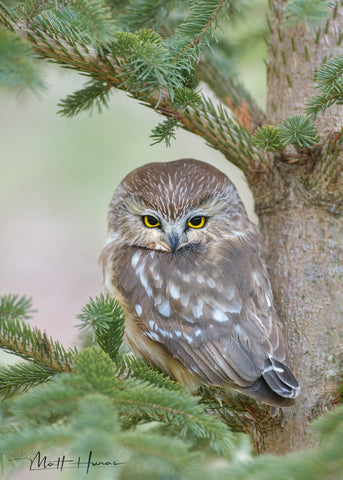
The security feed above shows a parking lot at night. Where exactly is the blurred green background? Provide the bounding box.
[0,0,267,354]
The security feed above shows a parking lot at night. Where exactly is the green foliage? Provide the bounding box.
[216,403,343,480]
[284,0,334,30]
[0,346,235,479]
[111,28,184,97]
[117,0,179,31]
[306,55,343,119]
[0,362,56,399]
[278,114,319,148]
[21,0,54,17]
[173,0,231,52]
[0,294,34,320]
[76,294,125,361]
[0,28,45,93]
[252,125,282,151]
[58,79,111,117]
[173,86,202,108]
[252,115,319,151]
[76,294,190,392]
[68,0,115,45]
[0,294,77,371]
[150,117,178,146]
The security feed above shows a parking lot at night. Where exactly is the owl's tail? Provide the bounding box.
[242,357,300,407]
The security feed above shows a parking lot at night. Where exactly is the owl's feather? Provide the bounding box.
[100,159,300,407]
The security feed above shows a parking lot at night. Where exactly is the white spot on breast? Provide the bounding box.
[150,269,163,288]
[195,328,202,337]
[158,300,170,317]
[145,331,159,341]
[180,292,190,307]
[153,294,163,306]
[197,274,204,284]
[253,271,261,286]
[169,283,180,299]
[174,330,182,337]
[135,304,142,316]
[192,305,203,318]
[157,328,173,339]
[226,300,242,314]
[149,319,155,330]
[183,333,193,344]
[181,314,195,324]
[213,309,228,323]
[207,278,216,288]
[266,294,272,307]
[139,271,153,297]
[131,250,141,268]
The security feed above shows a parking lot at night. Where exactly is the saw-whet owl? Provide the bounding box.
[99,158,300,406]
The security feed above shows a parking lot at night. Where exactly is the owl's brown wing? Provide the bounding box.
[111,243,299,405]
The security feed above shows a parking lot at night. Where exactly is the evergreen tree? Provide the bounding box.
[0,0,342,478]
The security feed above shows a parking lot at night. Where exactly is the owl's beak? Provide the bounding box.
[167,232,181,254]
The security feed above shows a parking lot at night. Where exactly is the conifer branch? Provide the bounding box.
[0,362,56,399]
[174,0,227,58]
[0,7,264,172]
[0,295,76,372]
[306,55,343,119]
[118,0,179,31]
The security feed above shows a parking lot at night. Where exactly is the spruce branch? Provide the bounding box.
[174,0,229,58]
[76,294,125,362]
[118,0,179,32]
[306,55,343,119]
[0,362,56,399]
[115,352,188,393]
[150,117,178,146]
[0,10,263,171]
[0,28,46,93]
[278,114,319,148]
[21,0,53,18]
[284,0,334,31]
[76,295,193,392]
[75,348,234,455]
[7,347,234,455]
[67,0,115,45]
[252,115,319,152]
[0,294,34,320]
[1,394,196,478]
[0,295,76,372]
[252,125,282,151]
[57,78,111,116]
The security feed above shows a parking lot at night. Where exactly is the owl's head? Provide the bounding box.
[106,159,255,253]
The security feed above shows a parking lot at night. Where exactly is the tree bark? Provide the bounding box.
[246,1,343,453]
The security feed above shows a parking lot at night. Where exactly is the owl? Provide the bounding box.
[99,158,299,406]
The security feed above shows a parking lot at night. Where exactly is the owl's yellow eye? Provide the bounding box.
[187,216,206,229]
[143,215,160,228]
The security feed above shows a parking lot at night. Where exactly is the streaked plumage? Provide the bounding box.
[99,158,300,406]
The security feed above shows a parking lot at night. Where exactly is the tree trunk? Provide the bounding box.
[246,2,343,453]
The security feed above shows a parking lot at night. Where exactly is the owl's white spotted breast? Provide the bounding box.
[100,235,286,388]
